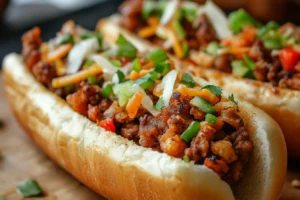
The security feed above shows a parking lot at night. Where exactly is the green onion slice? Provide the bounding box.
[60,34,74,45]
[102,84,113,98]
[154,97,164,110]
[183,155,190,163]
[180,121,201,143]
[205,113,217,124]
[201,85,222,96]
[148,48,169,65]
[132,58,142,72]
[190,96,216,114]
[116,34,137,59]
[17,179,43,197]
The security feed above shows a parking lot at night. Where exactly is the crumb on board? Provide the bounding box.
[292,179,300,188]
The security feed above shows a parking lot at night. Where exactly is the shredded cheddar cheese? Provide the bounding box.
[47,44,73,62]
[178,85,220,104]
[126,91,144,118]
[52,64,102,88]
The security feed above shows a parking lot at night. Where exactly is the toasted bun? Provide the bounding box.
[97,15,300,158]
[3,53,286,200]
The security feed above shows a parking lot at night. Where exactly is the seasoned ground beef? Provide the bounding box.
[214,55,232,73]
[22,27,42,71]
[196,14,219,48]
[32,61,57,86]
[121,123,139,140]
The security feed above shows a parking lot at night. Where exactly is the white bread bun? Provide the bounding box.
[3,53,286,200]
[97,15,300,158]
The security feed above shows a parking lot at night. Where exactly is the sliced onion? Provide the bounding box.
[203,1,232,39]
[162,70,178,106]
[160,0,179,25]
[131,84,159,116]
[91,54,118,81]
[66,37,99,74]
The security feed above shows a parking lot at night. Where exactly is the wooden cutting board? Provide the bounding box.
[0,74,299,200]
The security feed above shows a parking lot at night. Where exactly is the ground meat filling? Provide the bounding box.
[22,28,253,185]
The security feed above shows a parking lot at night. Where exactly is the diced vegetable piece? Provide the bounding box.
[228,94,238,105]
[113,81,134,106]
[231,60,252,78]
[102,84,113,98]
[179,86,219,104]
[60,34,74,45]
[116,70,125,83]
[180,6,197,22]
[228,9,262,33]
[243,55,255,70]
[148,48,169,65]
[126,92,144,118]
[183,155,190,163]
[142,1,167,20]
[279,48,300,71]
[190,96,216,114]
[132,58,142,72]
[97,118,115,132]
[205,113,217,124]
[135,71,160,90]
[205,42,221,57]
[135,76,155,90]
[201,85,222,97]
[64,84,75,93]
[154,97,164,110]
[257,21,280,38]
[110,60,122,68]
[80,31,103,48]
[172,19,186,40]
[160,0,179,25]
[180,121,201,143]
[116,35,137,59]
[154,62,170,75]
[181,73,195,88]
[83,59,95,68]
[183,42,189,59]
[87,75,99,85]
[17,179,43,197]
[263,38,282,50]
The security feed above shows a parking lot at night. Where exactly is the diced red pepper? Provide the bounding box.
[97,118,116,132]
[121,57,131,66]
[279,48,300,72]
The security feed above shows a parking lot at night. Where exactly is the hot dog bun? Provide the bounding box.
[97,15,300,158]
[3,53,286,200]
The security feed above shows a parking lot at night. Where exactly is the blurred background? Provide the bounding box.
[1,0,300,66]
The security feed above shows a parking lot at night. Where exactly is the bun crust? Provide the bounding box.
[3,53,286,200]
[98,15,299,158]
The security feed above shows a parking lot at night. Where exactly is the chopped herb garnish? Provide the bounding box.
[148,48,169,65]
[243,55,255,70]
[181,73,195,88]
[102,84,113,98]
[257,21,280,38]
[154,97,164,110]
[113,81,134,106]
[132,58,142,72]
[60,34,74,45]
[183,155,190,163]
[205,42,221,57]
[17,179,43,197]
[228,94,238,105]
[116,34,137,59]
[202,85,222,97]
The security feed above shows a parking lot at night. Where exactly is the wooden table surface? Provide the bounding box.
[0,74,300,200]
